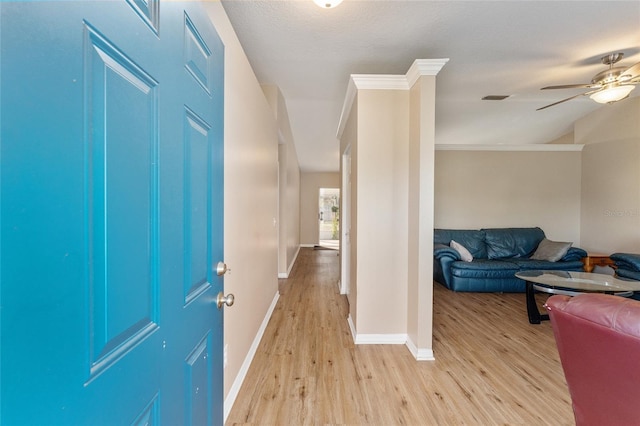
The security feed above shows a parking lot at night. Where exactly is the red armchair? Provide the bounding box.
[545,294,640,425]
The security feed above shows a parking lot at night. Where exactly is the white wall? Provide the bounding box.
[203,2,280,414]
[434,148,582,245]
[578,97,640,253]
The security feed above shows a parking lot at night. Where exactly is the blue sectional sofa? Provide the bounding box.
[610,253,640,281]
[434,227,587,292]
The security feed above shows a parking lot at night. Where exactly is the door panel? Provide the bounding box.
[185,106,214,303]
[85,20,160,382]
[1,1,225,424]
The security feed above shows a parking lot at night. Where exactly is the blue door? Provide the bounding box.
[1,1,225,424]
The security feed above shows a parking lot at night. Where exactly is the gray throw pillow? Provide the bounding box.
[530,238,572,262]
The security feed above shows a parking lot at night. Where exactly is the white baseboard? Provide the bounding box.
[277,245,301,278]
[406,336,435,361]
[347,314,435,360]
[355,333,408,345]
[347,314,357,342]
[223,291,280,422]
[300,243,315,248]
[347,314,407,345]
[288,246,301,276]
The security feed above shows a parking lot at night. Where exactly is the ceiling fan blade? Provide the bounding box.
[541,83,593,90]
[620,61,640,82]
[536,90,600,111]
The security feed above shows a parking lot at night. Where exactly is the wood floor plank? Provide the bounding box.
[226,248,574,425]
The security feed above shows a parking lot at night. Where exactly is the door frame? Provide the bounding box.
[340,145,352,296]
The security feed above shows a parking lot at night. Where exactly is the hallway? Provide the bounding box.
[226,248,573,425]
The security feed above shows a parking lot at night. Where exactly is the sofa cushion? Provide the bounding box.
[530,238,572,262]
[563,247,589,262]
[611,253,640,272]
[434,229,487,259]
[483,227,545,260]
[451,269,520,279]
[617,269,640,281]
[451,259,519,270]
[451,259,519,279]
[511,258,585,271]
[446,276,526,293]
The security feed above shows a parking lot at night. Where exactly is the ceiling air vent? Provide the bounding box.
[482,95,510,101]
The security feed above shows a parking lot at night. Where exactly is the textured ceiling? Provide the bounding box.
[221,0,640,172]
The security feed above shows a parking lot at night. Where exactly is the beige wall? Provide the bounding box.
[299,172,340,245]
[263,85,301,276]
[406,75,436,355]
[578,97,640,253]
[575,96,640,145]
[434,149,582,244]
[203,1,279,413]
[354,89,409,335]
[340,98,358,321]
[279,142,301,274]
[549,132,575,145]
[337,63,443,357]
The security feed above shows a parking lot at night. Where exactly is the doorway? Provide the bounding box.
[318,188,340,250]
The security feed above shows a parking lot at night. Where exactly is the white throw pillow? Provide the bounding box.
[450,240,473,262]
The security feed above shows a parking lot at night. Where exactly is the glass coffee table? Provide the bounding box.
[516,270,640,324]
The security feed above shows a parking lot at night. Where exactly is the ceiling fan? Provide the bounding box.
[537,53,640,111]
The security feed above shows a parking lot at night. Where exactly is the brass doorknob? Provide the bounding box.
[216,292,235,309]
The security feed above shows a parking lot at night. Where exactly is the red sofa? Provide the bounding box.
[545,293,640,425]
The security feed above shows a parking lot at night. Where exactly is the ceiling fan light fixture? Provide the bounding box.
[589,84,635,104]
[313,0,343,8]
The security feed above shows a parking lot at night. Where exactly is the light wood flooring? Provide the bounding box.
[226,248,574,425]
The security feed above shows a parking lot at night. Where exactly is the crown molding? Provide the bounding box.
[351,74,410,90]
[337,58,449,137]
[435,144,584,152]
[351,58,450,91]
[336,78,358,138]
[406,58,449,87]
